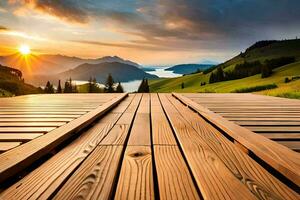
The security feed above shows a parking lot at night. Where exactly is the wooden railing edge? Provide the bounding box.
[0,93,128,184]
[172,92,300,187]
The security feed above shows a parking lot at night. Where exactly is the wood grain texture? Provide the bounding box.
[101,124,130,145]
[0,118,74,122]
[0,142,21,152]
[159,94,257,200]
[0,93,127,184]
[151,93,177,145]
[0,122,66,127]
[127,114,150,146]
[173,93,300,186]
[115,146,154,200]
[154,146,200,200]
[0,133,43,142]
[0,95,132,199]
[0,127,55,133]
[54,146,123,200]
[167,94,299,199]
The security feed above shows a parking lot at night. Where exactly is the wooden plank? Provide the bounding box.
[0,94,135,199]
[167,94,299,199]
[235,121,300,126]
[0,118,74,122]
[53,146,123,200]
[261,133,300,140]
[0,142,21,152]
[126,94,150,146]
[115,146,154,200]
[173,93,300,187]
[278,141,300,151]
[100,124,130,145]
[245,126,300,132]
[0,122,66,127]
[228,118,300,121]
[159,94,257,200]
[0,93,128,184]
[154,146,200,200]
[0,114,80,118]
[0,133,43,142]
[0,127,55,133]
[127,113,151,146]
[151,93,177,145]
[0,111,87,115]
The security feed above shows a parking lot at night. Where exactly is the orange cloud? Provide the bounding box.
[9,0,89,24]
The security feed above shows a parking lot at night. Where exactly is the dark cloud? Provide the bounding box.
[7,0,300,51]
[11,0,90,24]
[0,25,8,31]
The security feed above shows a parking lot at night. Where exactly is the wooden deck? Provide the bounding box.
[0,93,299,199]
[182,93,300,152]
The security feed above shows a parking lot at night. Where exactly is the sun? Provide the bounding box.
[19,45,31,55]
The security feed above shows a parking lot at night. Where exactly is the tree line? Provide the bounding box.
[209,56,295,83]
[44,73,124,93]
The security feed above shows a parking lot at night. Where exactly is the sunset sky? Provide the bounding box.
[1,0,300,65]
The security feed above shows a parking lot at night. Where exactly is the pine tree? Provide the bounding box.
[116,82,124,93]
[63,78,73,93]
[144,79,149,92]
[105,74,114,93]
[261,65,272,78]
[137,78,150,93]
[44,81,54,93]
[137,79,145,93]
[88,77,93,93]
[216,67,225,81]
[209,72,215,83]
[57,80,62,93]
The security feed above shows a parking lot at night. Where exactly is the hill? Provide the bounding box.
[0,54,141,77]
[165,64,213,74]
[0,64,42,97]
[219,39,300,70]
[150,39,300,99]
[31,62,158,86]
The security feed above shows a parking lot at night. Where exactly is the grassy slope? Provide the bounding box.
[220,39,300,70]
[150,39,300,98]
[0,68,41,97]
[150,61,300,98]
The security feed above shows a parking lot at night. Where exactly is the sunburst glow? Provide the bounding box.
[19,45,31,55]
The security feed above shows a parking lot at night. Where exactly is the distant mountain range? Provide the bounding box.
[0,54,156,86]
[166,64,214,74]
[0,54,141,76]
[29,62,158,86]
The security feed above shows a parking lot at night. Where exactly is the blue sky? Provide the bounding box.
[0,0,300,65]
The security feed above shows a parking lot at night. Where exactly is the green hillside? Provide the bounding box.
[150,61,300,98]
[0,64,42,97]
[150,39,300,99]
[220,39,300,70]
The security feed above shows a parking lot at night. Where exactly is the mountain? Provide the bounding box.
[0,64,42,96]
[0,54,141,77]
[150,39,300,99]
[166,64,213,74]
[30,62,158,86]
[219,39,300,70]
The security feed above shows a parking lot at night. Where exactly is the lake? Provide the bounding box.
[74,68,181,92]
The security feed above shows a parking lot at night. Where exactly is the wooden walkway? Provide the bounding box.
[0,93,299,199]
[182,93,300,152]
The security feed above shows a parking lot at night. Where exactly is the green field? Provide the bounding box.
[150,61,300,99]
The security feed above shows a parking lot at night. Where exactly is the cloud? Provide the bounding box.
[9,0,89,24]
[0,26,8,31]
[70,39,178,51]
